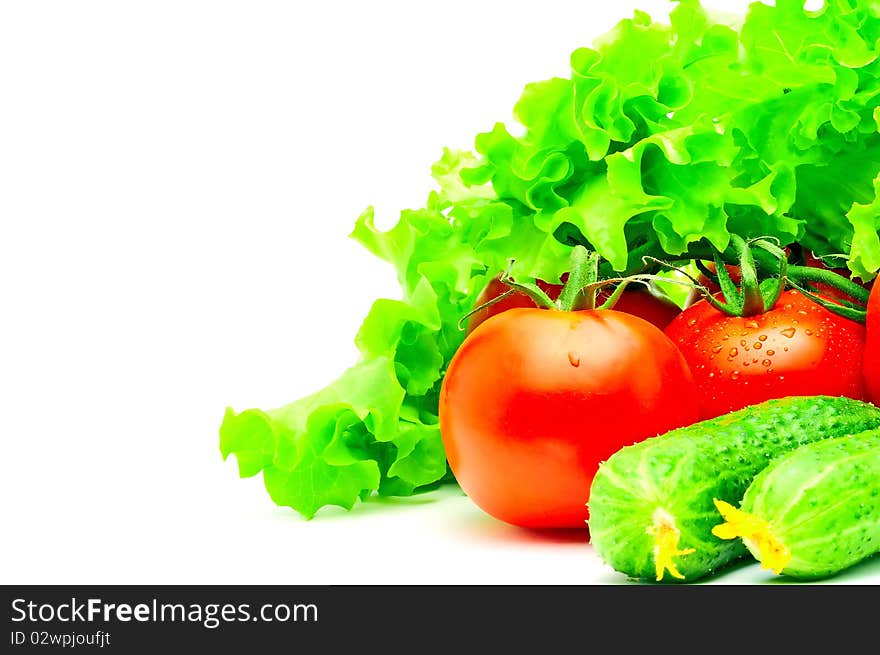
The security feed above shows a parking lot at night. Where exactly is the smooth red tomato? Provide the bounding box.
[467,276,681,333]
[864,281,880,404]
[665,289,867,420]
[440,308,699,529]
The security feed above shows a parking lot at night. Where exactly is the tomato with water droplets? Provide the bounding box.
[665,289,868,419]
[440,307,699,529]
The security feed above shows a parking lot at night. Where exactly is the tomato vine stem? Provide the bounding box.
[557,246,598,312]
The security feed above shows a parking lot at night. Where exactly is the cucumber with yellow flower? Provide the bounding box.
[587,396,880,582]
[712,429,880,580]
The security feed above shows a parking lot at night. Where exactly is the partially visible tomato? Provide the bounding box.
[608,288,683,330]
[440,307,699,529]
[467,276,681,333]
[864,281,880,404]
[665,289,867,419]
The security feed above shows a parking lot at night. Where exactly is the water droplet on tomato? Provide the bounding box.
[730,371,740,380]
[740,339,747,346]
[754,342,762,350]
[805,329,813,336]
[745,320,759,329]
[687,318,697,327]
[767,368,774,374]
[781,328,796,338]
[758,335,768,341]
[743,360,751,366]
[767,349,775,356]
[762,359,772,367]
[729,347,739,357]
[712,345,723,354]
[798,310,807,316]
[568,352,580,367]
[783,347,789,352]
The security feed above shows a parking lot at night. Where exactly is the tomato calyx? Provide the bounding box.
[784,277,868,323]
[459,245,692,330]
[491,245,601,313]
[456,246,604,329]
[698,235,787,318]
[694,235,870,323]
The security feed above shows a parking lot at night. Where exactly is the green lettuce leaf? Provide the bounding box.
[222,0,880,517]
[846,173,880,279]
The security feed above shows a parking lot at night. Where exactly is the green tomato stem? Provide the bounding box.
[786,278,868,323]
[786,265,870,304]
[732,235,766,317]
[456,288,518,331]
[497,277,556,310]
[752,239,788,310]
[557,245,598,311]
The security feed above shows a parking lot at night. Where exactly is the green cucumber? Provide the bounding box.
[587,395,880,583]
[712,429,880,580]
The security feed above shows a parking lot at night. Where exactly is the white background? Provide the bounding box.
[2,0,878,585]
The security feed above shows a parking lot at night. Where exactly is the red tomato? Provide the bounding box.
[665,289,867,420]
[440,308,699,529]
[467,276,681,333]
[606,288,683,330]
[864,282,880,404]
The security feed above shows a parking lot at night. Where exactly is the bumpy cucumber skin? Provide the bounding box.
[740,429,880,580]
[588,396,880,582]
